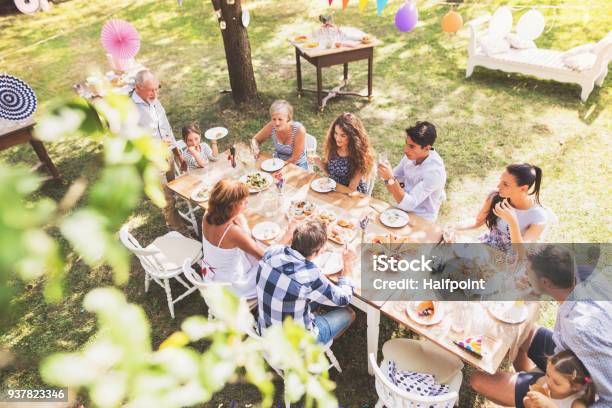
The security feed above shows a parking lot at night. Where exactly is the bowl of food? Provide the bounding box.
[303,42,320,49]
[288,200,316,220]
[239,171,272,193]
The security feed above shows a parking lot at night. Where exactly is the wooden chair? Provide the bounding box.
[119,225,203,318]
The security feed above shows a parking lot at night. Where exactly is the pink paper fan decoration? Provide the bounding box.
[101,19,141,60]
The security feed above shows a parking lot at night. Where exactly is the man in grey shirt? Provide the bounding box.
[131,69,188,234]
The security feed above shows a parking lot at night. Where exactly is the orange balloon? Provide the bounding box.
[441,9,463,33]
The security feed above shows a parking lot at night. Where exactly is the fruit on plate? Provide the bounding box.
[304,42,320,49]
[416,301,435,318]
[294,35,309,43]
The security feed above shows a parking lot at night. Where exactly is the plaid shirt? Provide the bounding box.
[553,282,612,408]
[256,245,354,338]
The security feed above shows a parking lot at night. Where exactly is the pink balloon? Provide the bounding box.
[395,2,418,32]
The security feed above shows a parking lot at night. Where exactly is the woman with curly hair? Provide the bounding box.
[310,112,374,194]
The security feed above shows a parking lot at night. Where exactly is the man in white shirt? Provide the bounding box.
[377,121,447,222]
[131,70,188,234]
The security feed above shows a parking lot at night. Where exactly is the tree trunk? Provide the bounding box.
[211,0,258,104]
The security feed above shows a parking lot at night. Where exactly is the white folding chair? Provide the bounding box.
[182,258,258,315]
[172,140,202,237]
[369,338,463,408]
[119,225,203,318]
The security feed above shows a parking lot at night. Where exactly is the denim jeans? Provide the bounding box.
[314,307,354,344]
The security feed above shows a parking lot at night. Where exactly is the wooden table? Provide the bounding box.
[0,118,60,180]
[294,39,382,111]
[167,150,538,376]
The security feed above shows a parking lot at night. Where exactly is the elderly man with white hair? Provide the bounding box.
[131,69,188,235]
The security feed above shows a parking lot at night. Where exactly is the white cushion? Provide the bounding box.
[563,53,597,71]
[479,34,511,56]
[489,6,513,38]
[147,231,202,270]
[563,43,595,58]
[507,33,536,49]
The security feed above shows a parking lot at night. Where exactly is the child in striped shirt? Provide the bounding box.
[181,122,219,169]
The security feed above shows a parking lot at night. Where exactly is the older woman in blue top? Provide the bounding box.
[250,100,308,169]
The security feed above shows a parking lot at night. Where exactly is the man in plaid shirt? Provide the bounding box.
[256,220,356,344]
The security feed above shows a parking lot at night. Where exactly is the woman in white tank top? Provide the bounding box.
[201,179,294,299]
[449,163,549,252]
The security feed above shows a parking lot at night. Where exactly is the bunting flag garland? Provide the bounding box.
[328,0,333,6]
[376,0,388,15]
[342,0,350,10]
[358,0,368,12]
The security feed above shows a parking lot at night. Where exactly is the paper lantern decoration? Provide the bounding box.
[376,0,388,16]
[0,74,37,121]
[14,0,40,14]
[358,0,369,12]
[328,0,333,5]
[395,2,418,32]
[342,0,349,10]
[516,9,545,41]
[100,19,141,60]
[241,9,250,28]
[177,0,183,5]
[489,6,513,38]
[441,9,463,33]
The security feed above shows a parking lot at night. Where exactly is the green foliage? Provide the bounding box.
[41,287,337,408]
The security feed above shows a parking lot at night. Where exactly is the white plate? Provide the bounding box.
[487,302,528,324]
[380,208,409,228]
[261,158,285,172]
[252,221,281,242]
[190,187,210,202]
[405,301,444,326]
[239,171,273,193]
[204,127,228,140]
[313,251,343,275]
[310,177,336,193]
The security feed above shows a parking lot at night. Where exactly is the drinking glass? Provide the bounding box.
[306,146,317,173]
[451,301,468,334]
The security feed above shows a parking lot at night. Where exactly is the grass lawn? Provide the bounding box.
[1,0,610,406]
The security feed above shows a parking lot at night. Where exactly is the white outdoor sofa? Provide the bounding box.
[466,14,612,101]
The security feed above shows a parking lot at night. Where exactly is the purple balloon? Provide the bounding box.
[395,2,418,32]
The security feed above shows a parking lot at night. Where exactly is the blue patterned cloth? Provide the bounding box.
[387,360,450,397]
[271,121,308,169]
[255,245,354,338]
[327,156,368,194]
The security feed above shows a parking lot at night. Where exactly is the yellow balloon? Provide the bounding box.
[359,0,368,12]
[441,9,463,33]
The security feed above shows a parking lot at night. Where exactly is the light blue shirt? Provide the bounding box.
[553,293,612,407]
[392,150,447,222]
[131,92,177,148]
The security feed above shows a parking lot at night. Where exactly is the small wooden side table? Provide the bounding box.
[0,118,60,180]
[293,39,382,111]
